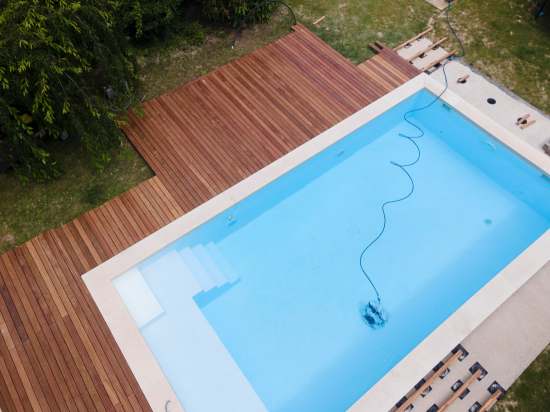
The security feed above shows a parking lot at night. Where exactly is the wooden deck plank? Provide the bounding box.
[186,82,271,169]
[78,216,110,263]
[83,213,115,260]
[0,250,68,412]
[39,233,134,400]
[286,32,383,102]
[214,67,304,150]
[170,87,254,181]
[0,261,49,412]
[206,73,294,155]
[73,219,104,266]
[131,186,164,231]
[13,243,106,412]
[134,99,214,204]
[252,47,347,123]
[141,181,175,224]
[140,99,215,203]
[151,95,237,190]
[221,63,313,144]
[236,56,330,132]
[123,114,192,212]
[0,353,22,412]
[119,192,154,236]
[112,197,145,241]
[28,238,121,408]
[180,84,263,176]
[149,177,184,220]
[0,24,420,411]
[190,79,281,161]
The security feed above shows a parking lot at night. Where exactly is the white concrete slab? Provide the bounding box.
[430,59,550,152]
[423,0,460,11]
[388,260,550,412]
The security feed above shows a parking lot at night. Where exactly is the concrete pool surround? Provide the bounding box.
[83,73,550,412]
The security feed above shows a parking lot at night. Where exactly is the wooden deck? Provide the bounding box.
[122,24,421,211]
[0,23,420,412]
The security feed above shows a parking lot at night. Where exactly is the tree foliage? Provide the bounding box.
[0,0,138,181]
[202,0,277,26]
[113,0,189,41]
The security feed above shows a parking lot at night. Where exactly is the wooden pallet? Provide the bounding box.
[0,23,421,412]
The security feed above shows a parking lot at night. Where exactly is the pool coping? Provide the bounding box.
[82,73,550,412]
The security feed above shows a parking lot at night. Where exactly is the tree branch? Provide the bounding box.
[64,72,94,106]
[57,77,67,97]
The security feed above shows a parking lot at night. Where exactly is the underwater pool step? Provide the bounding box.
[179,247,216,292]
[205,242,240,283]
[112,267,164,329]
[192,244,228,287]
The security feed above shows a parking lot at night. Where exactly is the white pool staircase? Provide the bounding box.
[114,242,240,329]
[179,242,240,293]
[115,247,266,412]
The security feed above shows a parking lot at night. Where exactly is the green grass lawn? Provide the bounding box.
[0,137,154,254]
[2,0,550,408]
[493,344,550,412]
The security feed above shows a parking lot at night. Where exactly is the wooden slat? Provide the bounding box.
[0,23,421,411]
[517,114,530,125]
[521,119,536,129]
[422,50,457,72]
[396,350,463,412]
[408,37,448,61]
[439,369,483,412]
[393,28,433,51]
[478,390,502,412]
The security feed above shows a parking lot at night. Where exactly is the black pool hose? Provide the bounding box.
[359,0,465,308]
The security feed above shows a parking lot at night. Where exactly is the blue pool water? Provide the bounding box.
[114,91,550,412]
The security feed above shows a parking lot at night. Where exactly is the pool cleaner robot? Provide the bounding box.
[361,300,389,329]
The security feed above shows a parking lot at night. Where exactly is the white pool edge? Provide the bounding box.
[82,73,550,412]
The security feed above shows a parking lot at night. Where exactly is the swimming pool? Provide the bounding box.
[86,77,550,412]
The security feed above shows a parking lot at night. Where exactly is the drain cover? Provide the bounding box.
[484,219,493,226]
[487,98,496,104]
